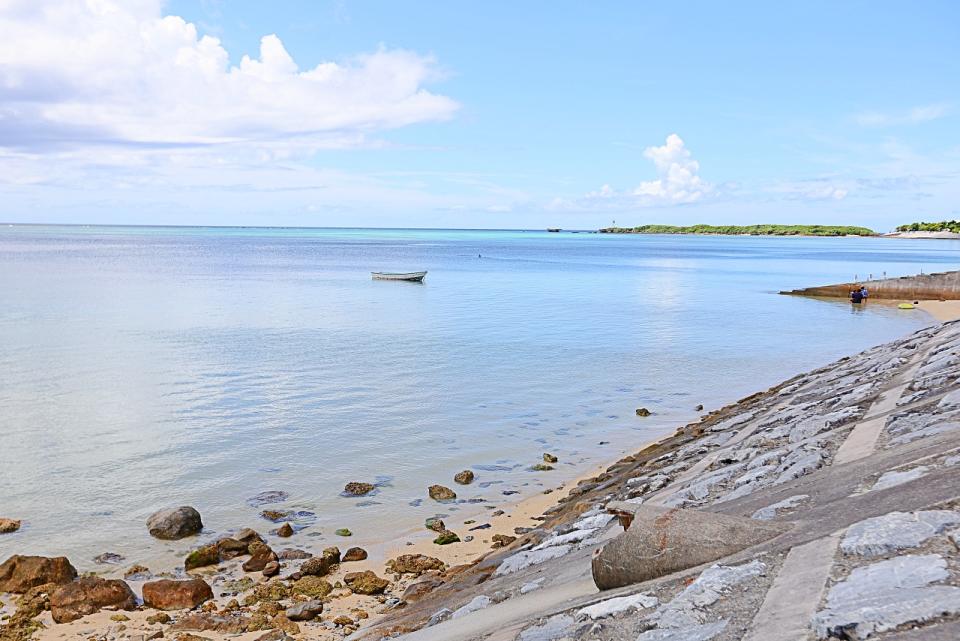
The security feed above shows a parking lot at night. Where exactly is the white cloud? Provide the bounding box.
[853,103,950,127]
[0,0,458,152]
[768,180,849,201]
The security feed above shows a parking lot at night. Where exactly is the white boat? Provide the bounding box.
[371,271,427,282]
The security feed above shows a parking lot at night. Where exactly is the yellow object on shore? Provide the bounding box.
[898,303,915,309]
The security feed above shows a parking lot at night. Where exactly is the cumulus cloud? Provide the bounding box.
[853,103,950,127]
[0,0,458,151]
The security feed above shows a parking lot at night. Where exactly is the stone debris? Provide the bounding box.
[451,595,492,619]
[531,528,598,551]
[635,620,728,641]
[495,545,573,576]
[576,592,658,620]
[871,466,930,492]
[751,494,809,520]
[517,614,575,641]
[841,510,960,557]
[813,554,960,639]
[520,578,545,594]
[646,561,765,629]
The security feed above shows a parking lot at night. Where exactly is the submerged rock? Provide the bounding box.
[0,518,21,534]
[454,470,475,485]
[142,577,214,610]
[261,509,293,522]
[543,453,559,463]
[386,554,445,576]
[146,506,203,540]
[344,482,376,496]
[532,464,554,471]
[50,576,137,623]
[0,555,77,593]
[92,552,125,565]
[276,522,294,537]
[429,485,457,501]
[247,491,289,507]
[636,408,652,417]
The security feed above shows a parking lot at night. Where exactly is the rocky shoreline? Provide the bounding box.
[5,320,960,641]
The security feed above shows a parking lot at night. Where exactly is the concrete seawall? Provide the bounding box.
[780,269,960,300]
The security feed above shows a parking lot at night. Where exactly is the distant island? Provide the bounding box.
[895,221,960,233]
[598,224,876,237]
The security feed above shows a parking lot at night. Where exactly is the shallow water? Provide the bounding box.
[1,226,956,568]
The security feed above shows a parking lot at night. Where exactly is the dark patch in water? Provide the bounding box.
[354,500,382,507]
[502,490,520,496]
[258,467,282,473]
[475,464,519,472]
[247,491,289,507]
[408,498,423,507]
[478,480,503,488]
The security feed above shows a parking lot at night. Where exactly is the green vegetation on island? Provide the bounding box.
[598,224,876,237]
[896,221,960,233]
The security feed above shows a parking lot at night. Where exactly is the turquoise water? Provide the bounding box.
[1,226,956,567]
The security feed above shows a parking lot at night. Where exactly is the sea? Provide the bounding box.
[2,225,957,569]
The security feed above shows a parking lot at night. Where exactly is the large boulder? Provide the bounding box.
[591,504,789,590]
[146,506,203,540]
[0,555,77,593]
[142,578,213,610]
[50,577,137,623]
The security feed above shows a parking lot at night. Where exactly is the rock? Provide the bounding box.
[425,517,446,532]
[0,518,21,534]
[286,599,323,621]
[635,621,728,641]
[495,546,573,576]
[255,630,292,641]
[402,578,444,602]
[342,547,368,562]
[454,470,475,485]
[543,453,558,463]
[518,614,575,641]
[343,570,390,595]
[168,613,249,634]
[276,522,294,537]
[142,578,213,610]
[491,534,517,548]
[872,467,929,492]
[386,554,445,576]
[300,548,340,576]
[235,528,264,548]
[184,544,220,571]
[695,404,704,411]
[577,593,659,620]
[247,491,289,507]
[591,505,787,590]
[335,527,352,536]
[520,579,544,594]
[215,537,248,559]
[146,506,203,540]
[841,511,960,557]
[124,564,151,579]
[146,612,172,624]
[92,552,125,565]
[49,577,137,623]
[241,542,277,572]
[428,608,453,626]
[636,408,652,417]
[278,548,312,560]
[532,464,554,471]
[291,575,333,598]
[260,509,292,522]
[333,615,354,626]
[262,561,280,577]
[751,494,809,520]
[429,485,457,501]
[433,530,460,545]
[646,562,764,630]
[813,554,960,639]
[451,595,492,619]
[344,482,376,496]
[0,555,78,593]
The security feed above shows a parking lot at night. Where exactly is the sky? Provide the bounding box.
[0,1,958,230]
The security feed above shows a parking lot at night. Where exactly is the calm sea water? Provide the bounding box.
[1,226,957,568]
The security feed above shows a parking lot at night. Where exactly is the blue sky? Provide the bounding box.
[1,1,958,229]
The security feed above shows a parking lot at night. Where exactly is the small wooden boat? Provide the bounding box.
[547,228,561,232]
[371,271,427,282]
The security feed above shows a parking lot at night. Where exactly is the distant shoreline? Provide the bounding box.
[598,224,876,237]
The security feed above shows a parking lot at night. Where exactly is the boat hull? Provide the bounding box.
[371,271,427,282]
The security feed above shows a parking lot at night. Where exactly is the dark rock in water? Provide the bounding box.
[247,491,290,507]
[147,506,203,540]
[491,534,517,548]
[262,561,280,577]
[0,518,21,534]
[242,542,278,573]
[342,547,368,562]
[469,523,492,531]
[50,576,136,623]
[261,509,293,522]
[429,485,457,501]
[386,554,445,576]
[0,555,78,593]
[433,530,460,545]
[124,564,150,580]
[492,509,506,516]
[474,463,520,472]
[343,482,376,496]
[216,537,249,559]
[454,470,475,485]
[276,522,294,538]
[300,547,340,576]
[425,518,446,532]
[531,463,554,471]
[543,453,559,463]
[286,599,323,621]
[409,498,424,507]
[184,544,220,571]
[92,552,124,565]
[142,577,214,610]
[343,570,389,595]
[464,498,486,503]
[278,548,312,561]
[502,490,520,496]
[695,404,704,411]
[635,407,651,417]
[598,441,610,445]
[478,480,503,488]
[402,577,444,602]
